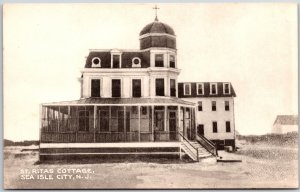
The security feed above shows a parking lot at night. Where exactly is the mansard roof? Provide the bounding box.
[85,50,150,68]
[178,82,236,98]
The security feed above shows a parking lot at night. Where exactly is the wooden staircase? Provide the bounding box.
[179,132,217,161]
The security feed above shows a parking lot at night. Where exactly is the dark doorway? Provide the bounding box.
[132,79,141,97]
[112,79,121,97]
[169,111,177,140]
[197,124,204,136]
[91,79,100,97]
[155,79,164,96]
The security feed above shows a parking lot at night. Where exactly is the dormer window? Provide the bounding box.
[197,83,204,95]
[132,57,141,68]
[169,55,175,68]
[92,57,101,67]
[210,83,217,95]
[223,83,230,94]
[155,54,164,67]
[112,55,121,68]
[184,83,191,95]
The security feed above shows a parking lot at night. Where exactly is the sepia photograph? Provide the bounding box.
[3,3,298,189]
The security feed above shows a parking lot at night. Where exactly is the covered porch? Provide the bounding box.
[40,98,196,143]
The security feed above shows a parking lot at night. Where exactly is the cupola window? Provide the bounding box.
[169,55,175,68]
[155,54,164,67]
[170,79,176,97]
[92,57,101,67]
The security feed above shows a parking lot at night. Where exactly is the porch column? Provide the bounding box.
[68,106,71,141]
[164,106,167,132]
[93,105,96,143]
[183,107,186,137]
[124,106,126,142]
[151,105,154,141]
[109,106,111,140]
[57,106,60,133]
[177,106,180,140]
[138,105,141,142]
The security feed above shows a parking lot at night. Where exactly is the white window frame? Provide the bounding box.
[111,54,122,68]
[223,83,231,94]
[183,83,191,95]
[132,57,141,68]
[131,78,143,97]
[210,83,218,95]
[111,78,122,97]
[169,54,176,68]
[91,57,101,67]
[154,54,164,67]
[197,83,204,95]
[90,78,102,97]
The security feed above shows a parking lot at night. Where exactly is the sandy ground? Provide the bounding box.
[3,141,298,189]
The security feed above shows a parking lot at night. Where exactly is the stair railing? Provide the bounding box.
[196,133,218,156]
[179,132,199,161]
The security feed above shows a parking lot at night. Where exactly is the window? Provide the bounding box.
[224,83,230,94]
[141,106,147,115]
[132,79,141,97]
[226,121,231,132]
[91,79,101,97]
[210,83,217,95]
[169,55,175,68]
[212,121,218,133]
[132,57,141,67]
[212,101,216,111]
[197,83,204,95]
[170,79,176,97]
[184,83,191,95]
[155,78,165,96]
[225,101,230,111]
[79,111,89,132]
[112,55,120,68]
[112,79,121,97]
[198,101,202,111]
[155,54,164,67]
[92,57,101,67]
[99,110,109,132]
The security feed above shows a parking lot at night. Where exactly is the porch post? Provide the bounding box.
[164,106,167,132]
[177,105,180,140]
[151,105,154,141]
[183,107,186,137]
[124,106,126,142]
[93,105,96,143]
[57,106,60,133]
[138,105,141,142]
[109,106,111,140]
[68,106,71,141]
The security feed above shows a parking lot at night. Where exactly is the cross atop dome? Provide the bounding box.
[153,5,159,21]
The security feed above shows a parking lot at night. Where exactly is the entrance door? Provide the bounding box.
[154,111,164,141]
[169,111,177,140]
[197,124,204,136]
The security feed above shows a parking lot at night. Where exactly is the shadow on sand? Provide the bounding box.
[35,154,194,165]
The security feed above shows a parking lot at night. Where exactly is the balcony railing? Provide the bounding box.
[40,131,179,143]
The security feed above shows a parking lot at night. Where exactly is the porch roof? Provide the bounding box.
[42,97,195,107]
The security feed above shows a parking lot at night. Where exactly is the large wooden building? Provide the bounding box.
[39,15,237,161]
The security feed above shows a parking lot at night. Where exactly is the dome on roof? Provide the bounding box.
[139,20,175,36]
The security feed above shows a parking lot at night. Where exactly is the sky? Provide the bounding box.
[3,3,298,141]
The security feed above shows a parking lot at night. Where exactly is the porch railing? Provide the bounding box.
[40,131,179,143]
[196,133,218,156]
